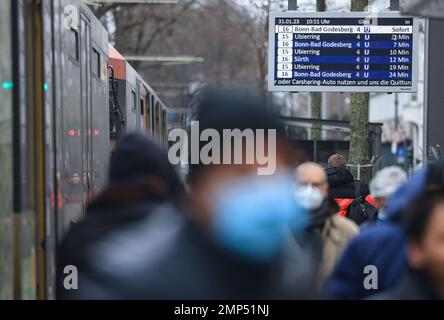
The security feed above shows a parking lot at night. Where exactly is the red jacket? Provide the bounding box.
[335,195,376,217]
[325,166,377,217]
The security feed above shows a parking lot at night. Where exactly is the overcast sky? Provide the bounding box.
[235,0,396,12]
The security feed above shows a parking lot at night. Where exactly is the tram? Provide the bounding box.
[0,0,169,299]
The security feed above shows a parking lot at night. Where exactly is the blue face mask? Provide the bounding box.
[212,173,308,263]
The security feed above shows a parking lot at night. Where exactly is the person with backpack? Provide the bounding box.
[324,154,377,225]
[323,161,444,299]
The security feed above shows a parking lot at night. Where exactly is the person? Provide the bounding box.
[368,166,407,223]
[294,162,358,286]
[323,161,444,299]
[61,90,314,299]
[57,132,185,298]
[325,154,376,218]
[373,189,444,299]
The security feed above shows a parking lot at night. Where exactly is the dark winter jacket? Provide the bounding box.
[308,197,339,231]
[325,167,375,216]
[325,167,370,199]
[57,133,184,298]
[60,203,316,299]
[322,167,429,300]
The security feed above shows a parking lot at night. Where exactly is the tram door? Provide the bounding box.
[135,80,141,131]
[79,13,93,207]
[155,102,161,143]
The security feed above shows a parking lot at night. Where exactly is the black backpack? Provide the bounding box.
[346,181,378,225]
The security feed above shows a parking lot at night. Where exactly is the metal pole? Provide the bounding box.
[288,0,298,11]
[390,0,400,164]
[313,139,318,163]
[423,19,430,163]
[395,93,399,131]
[425,18,444,164]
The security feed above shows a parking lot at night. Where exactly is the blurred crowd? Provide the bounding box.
[57,90,444,300]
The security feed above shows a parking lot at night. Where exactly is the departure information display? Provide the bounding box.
[268,12,419,92]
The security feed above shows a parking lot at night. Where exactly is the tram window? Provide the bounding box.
[155,103,160,124]
[162,109,167,140]
[156,103,160,124]
[151,96,155,131]
[140,99,144,115]
[69,28,79,61]
[132,91,136,111]
[92,48,100,78]
[146,96,151,132]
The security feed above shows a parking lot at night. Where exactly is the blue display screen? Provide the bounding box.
[273,17,415,89]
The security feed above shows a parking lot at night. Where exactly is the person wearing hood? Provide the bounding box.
[322,161,444,299]
[294,162,358,286]
[325,154,376,218]
[57,132,185,299]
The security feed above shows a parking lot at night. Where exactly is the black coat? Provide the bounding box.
[56,191,168,298]
[57,132,185,298]
[58,203,316,299]
[325,167,370,199]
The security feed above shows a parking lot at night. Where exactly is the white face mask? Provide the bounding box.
[294,184,324,211]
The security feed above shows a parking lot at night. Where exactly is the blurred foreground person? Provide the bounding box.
[61,90,313,299]
[323,161,444,299]
[368,166,407,223]
[183,91,313,298]
[57,133,184,299]
[325,154,376,224]
[373,189,444,299]
[294,162,358,286]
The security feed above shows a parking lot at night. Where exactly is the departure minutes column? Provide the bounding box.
[276,25,293,79]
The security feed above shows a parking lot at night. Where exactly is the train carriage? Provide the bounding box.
[109,44,169,145]
[140,78,169,146]
[0,0,170,300]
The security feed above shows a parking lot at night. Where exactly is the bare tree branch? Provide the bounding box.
[136,0,199,55]
[93,3,124,19]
